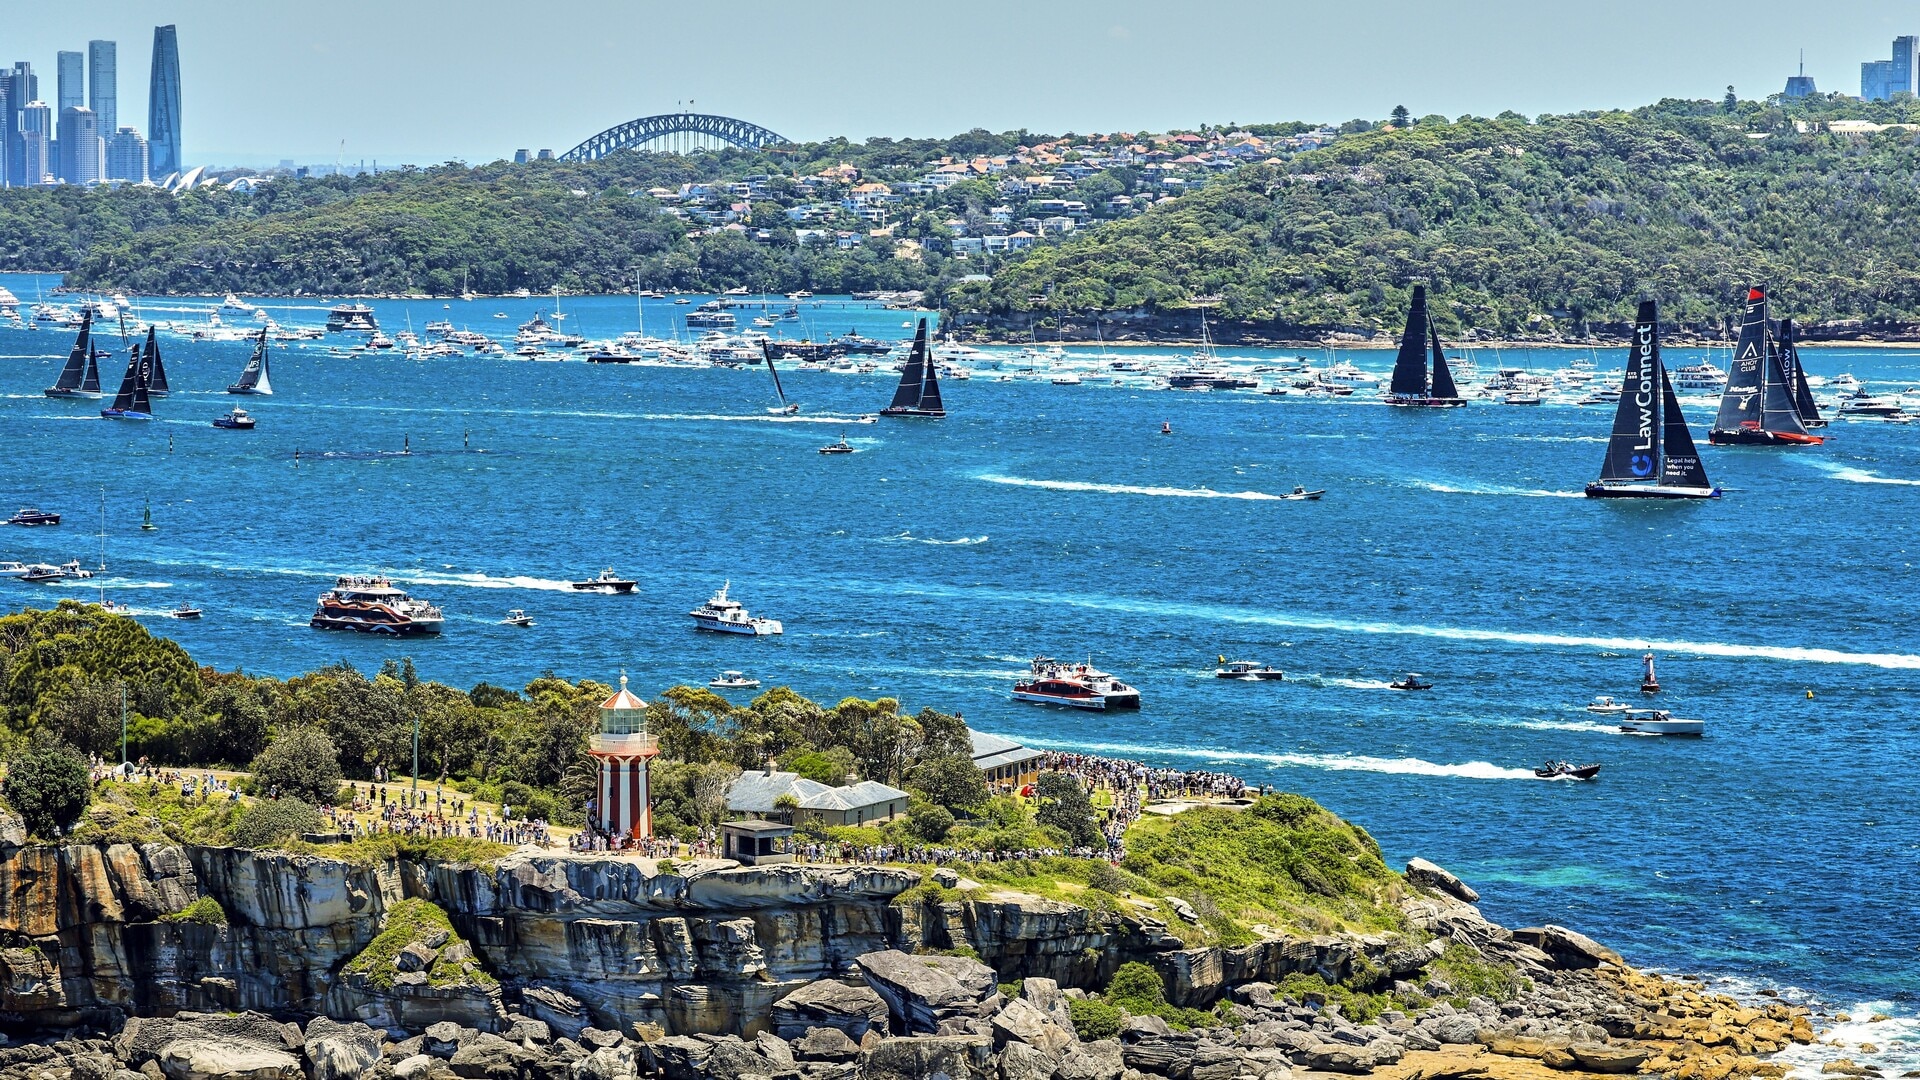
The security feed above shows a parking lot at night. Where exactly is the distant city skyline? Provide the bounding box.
[2,2,1918,168]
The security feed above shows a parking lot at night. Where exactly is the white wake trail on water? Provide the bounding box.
[1294,674,1396,690]
[836,582,1920,670]
[1508,718,1623,735]
[1023,738,1536,780]
[1804,460,1920,487]
[397,571,582,594]
[1417,481,1584,499]
[642,412,860,426]
[876,532,990,546]
[975,473,1284,500]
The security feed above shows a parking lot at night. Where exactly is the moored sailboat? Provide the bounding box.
[1585,300,1721,499]
[1383,285,1466,407]
[45,311,105,399]
[100,343,154,420]
[1709,286,1822,446]
[879,319,946,418]
[228,329,274,394]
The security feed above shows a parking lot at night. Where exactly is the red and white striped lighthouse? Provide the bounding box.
[588,675,659,839]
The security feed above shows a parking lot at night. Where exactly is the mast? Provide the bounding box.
[144,327,169,396]
[131,340,152,415]
[1389,285,1431,397]
[1599,300,1664,483]
[887,320,929,411]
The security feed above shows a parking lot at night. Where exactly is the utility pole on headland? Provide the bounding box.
[411,715,419,801]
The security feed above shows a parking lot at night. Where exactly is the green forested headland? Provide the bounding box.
[17,97,1920,334]
[969,100,1920,336]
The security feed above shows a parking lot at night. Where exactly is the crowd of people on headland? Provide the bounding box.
[319,783,553,847]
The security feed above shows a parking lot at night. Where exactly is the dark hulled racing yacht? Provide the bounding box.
[1585,300,1721,499]
[1709,286,1822,446]
[879,320,947,417]
[1383,285,1466,407]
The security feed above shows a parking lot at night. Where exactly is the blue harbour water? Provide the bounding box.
[3,274,1918,1034]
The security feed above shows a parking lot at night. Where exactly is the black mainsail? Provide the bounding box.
[102,344,153,419]
[880,319,945,417]
[1776,318,1823,428]
[1386,285,1464,406]
[46,311,97,397]
[760,343,794,412]
[1587,300,1717,499]
[227,329,273,394]
[144,327,170,397]
[1388,286,1431,398]
[1710,286,1820,445]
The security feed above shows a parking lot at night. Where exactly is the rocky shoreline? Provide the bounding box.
[0,834,1824,1080]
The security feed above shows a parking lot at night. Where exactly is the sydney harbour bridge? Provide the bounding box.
[560,109,790,161]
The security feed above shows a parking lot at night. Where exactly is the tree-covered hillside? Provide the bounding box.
[962,99,1920,336]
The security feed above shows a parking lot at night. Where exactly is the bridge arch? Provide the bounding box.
[561,112,790,160]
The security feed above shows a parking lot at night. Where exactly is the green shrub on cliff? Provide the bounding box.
[3,739,90,839]
[1120,794,1403,939]
[343,898,494,990]
[163,897,228,926]
[1424,941,1530,1005]
[232,798,323,850]
[1068,998,1123,1040]
[1097,961,1220,1030]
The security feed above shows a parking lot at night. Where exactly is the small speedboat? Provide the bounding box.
[1535,761,1602,780]
[819,437,854,455]
[1504,393,1544,406]
[1585,696,1632,714]
[571,569,637,594]
[169,602,203,620]
[1618,710,1704,737]
[20,564,68,583]
[212,408,256,430]
[6,508,60,526]
[709,670,762,690]
[1389,674,1433,691]
[1281,486,1325,501]
[1215,660,1284,681]
[502,609,534,627]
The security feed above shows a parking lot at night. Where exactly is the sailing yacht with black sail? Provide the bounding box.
[880,319,946,418]
[100,343,154,420]
[1709,287,1822,446]
[1775,318,1825,429]
[760,343,798,414]
[1585,301,1720,499]
[142,327,170,398]
[228,329,274,394]
[1384,285,1466,407]
[45,311,104,398]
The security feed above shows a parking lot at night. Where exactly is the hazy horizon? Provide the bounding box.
[3,1,1915,167]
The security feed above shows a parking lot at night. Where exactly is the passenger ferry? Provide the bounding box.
[310,575,444,635]
[325,304,379,332]
[1012,657,1141,710]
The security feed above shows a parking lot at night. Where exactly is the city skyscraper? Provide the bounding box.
[147,25,182,178]
[88,41,116,132]
[20,100,51,185]
[57,105,102,185]
[105,127,148,183]
[1862,36,1919,101]
[56,51,82,113]
[3,63,38,187]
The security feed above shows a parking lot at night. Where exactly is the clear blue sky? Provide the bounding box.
[6,1,1914,166]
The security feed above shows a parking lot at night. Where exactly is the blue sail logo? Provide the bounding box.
[1631,454,1654,476]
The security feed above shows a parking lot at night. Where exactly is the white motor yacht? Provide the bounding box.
[709,670,762,689]
[1585,696,1632,714]
[689,581,783,635]
[1618,709,1705,736]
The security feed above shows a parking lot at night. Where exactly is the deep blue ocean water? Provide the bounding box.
[3,275,1918,1030]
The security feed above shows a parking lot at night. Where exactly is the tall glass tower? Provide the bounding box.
[87,41,115,133]
[56,51,82,113]
[147,25,181,178]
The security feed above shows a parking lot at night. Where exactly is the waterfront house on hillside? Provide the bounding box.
[971,729,1045,791]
